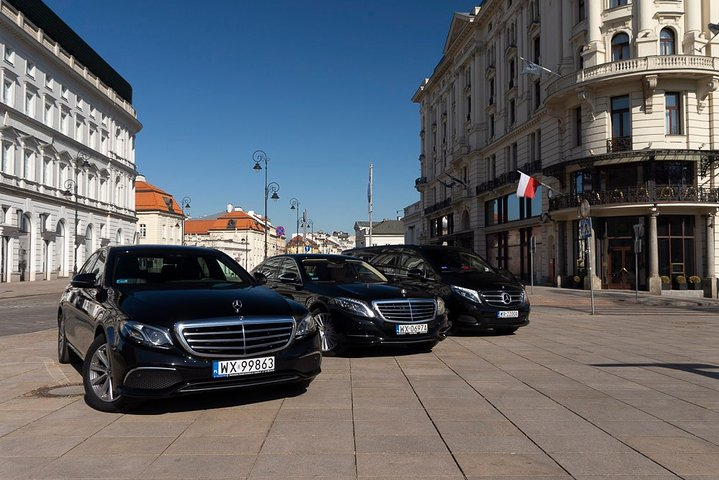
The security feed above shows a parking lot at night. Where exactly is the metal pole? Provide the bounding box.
[73,183,78,274]
[588,230,595,315]
[635,247,639,302]
[263,160,268,260]
[530,235,535,294]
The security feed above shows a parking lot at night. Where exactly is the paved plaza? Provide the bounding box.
[1,281,719,479]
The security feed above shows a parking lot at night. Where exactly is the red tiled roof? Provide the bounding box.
[135,180,182,216]
[184,210,265,235]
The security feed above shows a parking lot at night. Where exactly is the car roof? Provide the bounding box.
[346,244,474,254]
[277,253,365,262]
[108,245,221,254]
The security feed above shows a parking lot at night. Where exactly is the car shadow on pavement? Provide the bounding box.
[591,362,719,381]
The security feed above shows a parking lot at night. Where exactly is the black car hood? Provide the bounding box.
[113,285,298,328]
[310,282,434,301]
[439,270,523,290]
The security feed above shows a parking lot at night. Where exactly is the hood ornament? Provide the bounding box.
[232,299,243,314]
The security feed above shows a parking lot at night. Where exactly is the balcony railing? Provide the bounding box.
[424,198,452,215]
[607,136,632,152]
[476,161,542,195]
[546,55,719,97]
[549,185,719,211]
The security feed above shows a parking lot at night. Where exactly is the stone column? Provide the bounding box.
[684,0,703,54]
[636,0,657,57]
[561,0,573,73]
[583,0,604,67]
[705,212,717,298]
[648,208,661,294]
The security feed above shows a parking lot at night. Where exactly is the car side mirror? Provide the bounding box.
[253,272,268,285]
[71,272,98,288]
[279,272,300,284]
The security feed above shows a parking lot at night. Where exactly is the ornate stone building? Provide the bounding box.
[412,0,719,296]
[0,0,141,281]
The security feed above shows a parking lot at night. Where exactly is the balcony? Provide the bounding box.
[548,185,719,212]
[546,55,719,98]
[607,136,632,152]
[476,161,542,195]
[424,198,452,215]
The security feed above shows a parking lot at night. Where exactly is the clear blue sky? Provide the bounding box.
[44,0,474,235]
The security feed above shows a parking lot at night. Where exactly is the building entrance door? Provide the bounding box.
[607,241,633,289]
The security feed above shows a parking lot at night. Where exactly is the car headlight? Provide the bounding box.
[295,312,317,338]
[436,297,446,315]
[332,297,375,317]
[450,285,482,304]
[120,320,173,349]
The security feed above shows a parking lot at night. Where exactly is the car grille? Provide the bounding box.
[481,290,525,308]
[175,317,295,358]
[373,299,436,323]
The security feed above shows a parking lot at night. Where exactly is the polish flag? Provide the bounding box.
[516,172,540,198]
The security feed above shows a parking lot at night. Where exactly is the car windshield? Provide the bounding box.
[423,249,496,274]
[112,252,252,287]
[301,258,387,284]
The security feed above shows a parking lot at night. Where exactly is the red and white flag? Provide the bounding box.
[516,172,540,198]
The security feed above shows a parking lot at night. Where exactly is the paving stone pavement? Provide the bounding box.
[1,280,718,479]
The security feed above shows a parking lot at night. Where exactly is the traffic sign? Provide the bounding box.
[304,245,311,253]
[276,226,285,236]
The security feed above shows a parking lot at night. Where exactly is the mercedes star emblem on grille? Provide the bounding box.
[232,299,242,314]
[501,292,511,305]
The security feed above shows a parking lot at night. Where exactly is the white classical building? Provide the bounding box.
[412,0,719,297]
[0,0,141,281]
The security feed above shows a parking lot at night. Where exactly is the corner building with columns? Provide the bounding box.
[411,0,719,297]
[0,0,140,282]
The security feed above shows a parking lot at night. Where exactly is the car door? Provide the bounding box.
[63,250,99,353]
[74,248,108,353]
[273,258,308,303]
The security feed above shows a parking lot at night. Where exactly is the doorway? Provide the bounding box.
[606,240,634,289]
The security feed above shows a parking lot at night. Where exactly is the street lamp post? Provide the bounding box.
[181,196,191,245]
[63,150,90,275]
[290,198,300,253]
[252,150,280,260]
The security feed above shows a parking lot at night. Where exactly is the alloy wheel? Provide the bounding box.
[88,342,114,402]
[313,311,339,353]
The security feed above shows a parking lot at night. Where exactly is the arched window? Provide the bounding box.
[660,28,675,55]
[611,33,630,61]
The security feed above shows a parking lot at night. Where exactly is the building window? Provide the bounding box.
[660,28,675,55]
[2,79,13,105]
[533,80,541,110]
[44,101,53,127]
[665,92,681,135]
[45,74,54,89]
[61,85,69,100]
[22,150,33,179]
[43,157,52,186]
[511,142,518,170]
[61,111,69,135]
[488,77,495,105]
[489,114,495,138]
[610,0,628,7]
[509,99,516,125]
[1,141,11,174]
[611,33,630,61]
[610,95,631,150]
[577,47,584,69]
[3,47,14,64]
[578,0,585,21]
[574,106,582,146]
[26,61,35,78]
[508,57,516,89]
[25,91,35,117]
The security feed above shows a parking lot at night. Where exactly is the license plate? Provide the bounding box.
[497,310,519,318]
[396,323,428,335]
[212,356,275,378]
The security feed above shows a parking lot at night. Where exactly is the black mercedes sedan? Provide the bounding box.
[58,245,321,412]
[251,254,449,355]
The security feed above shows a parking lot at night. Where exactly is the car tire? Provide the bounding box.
[82,335,133,413]
[495,327,518,335]
[313,310,344,356]
[57,314,75,364]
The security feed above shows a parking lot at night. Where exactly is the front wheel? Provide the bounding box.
[82,335,133,412]
[313,310,344,356]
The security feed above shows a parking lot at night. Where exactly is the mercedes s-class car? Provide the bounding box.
[251,254,449,355]
[58,245,321,412]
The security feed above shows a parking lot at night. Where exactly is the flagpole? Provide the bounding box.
[368,163,373,247]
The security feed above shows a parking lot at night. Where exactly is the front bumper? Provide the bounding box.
[329,306,448,347]
[450,297,530,332]
[111,332,321,398]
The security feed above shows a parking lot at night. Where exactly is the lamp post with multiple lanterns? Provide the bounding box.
[252,150,280,260]
[63,150,90,274]
[180,196,191,245]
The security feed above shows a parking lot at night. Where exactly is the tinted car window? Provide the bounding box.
[278,258,301,279]
[256,257,281,280]
[423,249,495,273]
[79,251,100,275]
[300,258,386,284]
[113,251,252,286]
